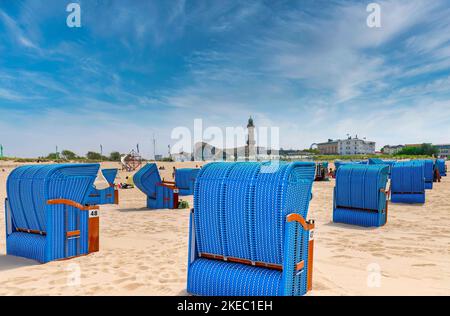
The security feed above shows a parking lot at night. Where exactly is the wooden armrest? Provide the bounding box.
[47,199,99,211]
[157,182,178,190]
[286,213,315,230]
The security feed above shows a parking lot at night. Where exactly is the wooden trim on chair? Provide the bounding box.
[47,199,100,211]
[286,213,315,230]
[114,189,119,204]
[199,252,305,272]
[16,227,47,236]
[200,253,285,271]
[157,182,177,189]
[295,260,305,271]
[66,230,80,238]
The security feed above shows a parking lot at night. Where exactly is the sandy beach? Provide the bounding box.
[0,160,449,296]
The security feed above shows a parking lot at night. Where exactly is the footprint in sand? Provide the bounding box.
[412,263,436,267]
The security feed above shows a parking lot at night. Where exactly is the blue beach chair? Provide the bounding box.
[187,161,316,296]
[390,161,425,204]
[175,168,200,196]
[133,163,179,209]
[334,160,366,171]
[419,160,434,189]
[333,164,389,227]
[368,158,396,176]
[85,168,119,205]
[436,159,446,177]
[5,164,101,263]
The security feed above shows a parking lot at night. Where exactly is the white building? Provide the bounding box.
[381,145,404,155]
[317,136,375,155]
[172,151,192,162]
[435,144,450,158]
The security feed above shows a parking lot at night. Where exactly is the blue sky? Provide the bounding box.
[0,0,450,158]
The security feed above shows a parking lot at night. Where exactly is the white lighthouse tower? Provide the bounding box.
[246,116,256,161]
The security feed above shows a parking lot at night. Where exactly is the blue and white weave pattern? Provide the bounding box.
[85,168,118,205]
[391,161,425,204]
[133,163,177,208]
[6,164,99,263]
[175,168,200,196]
[333,164,389,227]
[187,161,315,296]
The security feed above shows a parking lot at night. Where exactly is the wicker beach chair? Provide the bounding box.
[5,164,100,263]
[420,160,434,189]
[391,161,426,204]
[368,158,396,176]
[436,159,446,177]
[133,163,179,209]
[333,164,389,227]
[186,161,316,296]
[85,168,119,205]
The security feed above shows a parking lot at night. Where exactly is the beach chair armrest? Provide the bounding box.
[284,213,315,294]
[286,213,315,230]
[158,182,178,191]
[47,199,100,211]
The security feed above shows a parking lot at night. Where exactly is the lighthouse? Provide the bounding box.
[246,116,256,161]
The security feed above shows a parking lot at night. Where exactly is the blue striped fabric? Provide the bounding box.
[188,259,283,296]
[436,159,447,176]
[334,160,367,171]
[133,163,161,198]
[85,168,118,205]
[419,160,434,189]
[101,169,118,185]
[188,161,315,296]
[368,158,396,176]
[175,168,200,196]
[6,164,99,263]
[391,161,425,204]
[133,163,177,209]
[333,164,389,227]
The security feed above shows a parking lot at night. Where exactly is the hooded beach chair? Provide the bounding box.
[334,160,366,172]
[187,161,316,296]
[85,168,119,205]
[420,160,434,189]
[391,161,425,204]
[5,164,101,263]
[436,159,446,177]
[314,161,329,181]
[175,168,200,196]
[133,163,179,209]
[333,164,389,227]
[368,158,396,176]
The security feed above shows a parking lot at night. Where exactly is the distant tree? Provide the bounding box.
[61,150,77,160]
[303,148,320,155]
[420,143,438,156]
[86,151,102,160]
[396,143,438,156]
[109,151,121,161]
[46,153,59,160]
